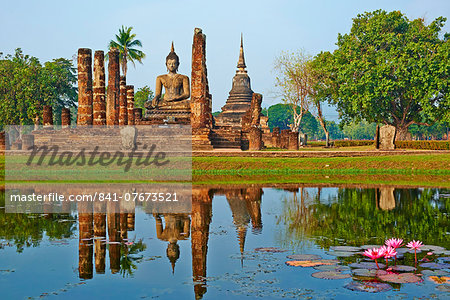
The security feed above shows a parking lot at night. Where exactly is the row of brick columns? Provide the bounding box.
[78,48,136,126]
[272,127,299,150]
[36,48,137,130]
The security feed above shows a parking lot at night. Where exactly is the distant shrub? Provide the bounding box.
[395,140,450,150]
[334,140,375,147]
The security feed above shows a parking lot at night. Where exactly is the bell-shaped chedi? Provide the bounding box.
[215,34,254,127]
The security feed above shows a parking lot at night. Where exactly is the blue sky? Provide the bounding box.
[1,0,449,120]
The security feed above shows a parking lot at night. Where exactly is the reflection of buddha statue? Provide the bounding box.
[145,43,190,111]
[154,213,190,273]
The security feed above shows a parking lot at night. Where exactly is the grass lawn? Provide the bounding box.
[1,153,449,187]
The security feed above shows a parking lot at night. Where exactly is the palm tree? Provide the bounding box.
[108,25,146,76]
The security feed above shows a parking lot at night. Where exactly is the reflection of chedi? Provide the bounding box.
[145,43,191,111]
[215,34,254,127]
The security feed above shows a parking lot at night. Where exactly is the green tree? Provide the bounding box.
[273,51,314,132]
[0,49,77,128]
[134,85,154,110]
[342,120,377,140]
[108,25,146,76]
[315,10,449,140]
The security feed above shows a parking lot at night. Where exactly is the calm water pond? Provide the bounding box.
[0,186,449,299]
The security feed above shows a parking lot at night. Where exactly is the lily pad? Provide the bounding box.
[361,245,381,250]
[311,271,351,280]
[391,265,417,272]
[421,269,449,276]
[344,281,392,293]
[436,285,450,292]
[352,269,387,277]
[439,257,450,262]
[327,251,355,257]
[422,245,446,252]
[286,254,321,261]
[349,262,386,269]
[427,276,450,284]
[330,246,361,252]
[255,247,287,253]
[314,265,350,272]
[395,248,409,254]
[378,272,421,283]
[285,259,338,267]
[420,262,450,270]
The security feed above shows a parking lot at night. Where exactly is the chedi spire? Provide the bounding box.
[237,33,247,73]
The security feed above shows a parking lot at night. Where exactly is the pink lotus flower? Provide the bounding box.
[363,248,384,269]
[380,245,397,258]
[385,238,403,249]
[380,245,397,266]
[407,240,423,264]
[406,240,423,250]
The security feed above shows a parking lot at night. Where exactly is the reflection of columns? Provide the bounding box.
[191,188,213,300]
[107,201,121,273]
[378,188,396,211]
[94,201,106,274]
[245,188,263,234]
[78,201,93,279]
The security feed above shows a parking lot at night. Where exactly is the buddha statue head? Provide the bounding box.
[166,42,180,73]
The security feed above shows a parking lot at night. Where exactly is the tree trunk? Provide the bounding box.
[395,125,411,141]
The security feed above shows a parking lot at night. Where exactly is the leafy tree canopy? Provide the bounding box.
[134,85,154,110]
[314,10,449,139]
[0,49,77,127]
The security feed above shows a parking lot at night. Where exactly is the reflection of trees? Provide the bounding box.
[0,191,76,252]
[119,239,146,277]
[277,188,320,250]
[279,188,450,250]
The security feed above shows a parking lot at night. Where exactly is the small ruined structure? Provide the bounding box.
[378,125,396,150]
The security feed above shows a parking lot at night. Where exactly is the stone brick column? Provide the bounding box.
[249,127,262,150]
[107,48,120,126]
[250,93,262,126]
[191,28,212,129]
[134,108,142,122]
[280,129,290,149]
[93,51,106,126]
[126,85,135,125]
[61,108,71,128]
[77,48,93,125]
[288,131,299,150]
[119,76,128,125]
[272,127,281,148]
[43,105,53,128]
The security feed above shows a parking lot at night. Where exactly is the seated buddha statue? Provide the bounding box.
[145,43,190,111]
